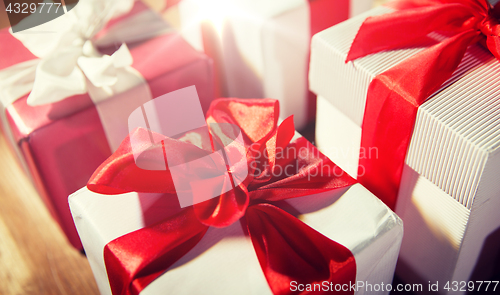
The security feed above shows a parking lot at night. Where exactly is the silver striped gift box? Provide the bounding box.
[310,5,500,294]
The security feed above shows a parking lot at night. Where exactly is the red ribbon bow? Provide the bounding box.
[88,99,357,295]
[345,0,500,209]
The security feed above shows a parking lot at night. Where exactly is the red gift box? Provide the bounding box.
[0,1,215,249]
[176,0,373,130]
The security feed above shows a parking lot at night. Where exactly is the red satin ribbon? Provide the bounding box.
[346,0,500,209]
[88,99,357,295]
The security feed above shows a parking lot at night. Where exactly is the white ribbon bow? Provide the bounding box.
[0,0,168,106]
[28,40,134,105]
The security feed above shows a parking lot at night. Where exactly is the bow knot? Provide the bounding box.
[478,13,500,36]
[3,0,138,106]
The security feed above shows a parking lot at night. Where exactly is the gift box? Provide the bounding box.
[176,0,373,129]
[70,97,403,295]
[309,3,500,293]
[0,0,215,249]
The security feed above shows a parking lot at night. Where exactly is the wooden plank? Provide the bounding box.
[0,132,98,295]
[0,0,9,30]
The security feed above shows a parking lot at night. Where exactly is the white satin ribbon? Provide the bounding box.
[0,0,171,107]
[0,59,39,107]
[28,40,135,105]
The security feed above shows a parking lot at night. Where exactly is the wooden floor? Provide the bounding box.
[0,132,99,295]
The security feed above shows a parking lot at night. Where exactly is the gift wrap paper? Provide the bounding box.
[309,6,500,294]
[70,182,402,295]
[177,0,373,129]
[0,1,215,249]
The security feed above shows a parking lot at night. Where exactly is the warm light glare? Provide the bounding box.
[191,0,237,36]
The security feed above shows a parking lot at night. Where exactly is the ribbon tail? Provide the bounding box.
[104,207,209,295]
[246,204,356,295]
[358,29,480,210]
[486,35,500,61]
[346,3,474,62]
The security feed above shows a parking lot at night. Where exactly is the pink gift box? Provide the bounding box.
[0,1,215,249]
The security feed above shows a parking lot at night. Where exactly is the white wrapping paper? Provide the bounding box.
[177,0,373,129]
[309,6,500,294]
[0,0,174,151]
[70,182,403,295]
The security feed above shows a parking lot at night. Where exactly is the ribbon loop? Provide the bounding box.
[346,3,477,62]
[104,207,209,295]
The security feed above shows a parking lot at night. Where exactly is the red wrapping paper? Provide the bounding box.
[0,1,215,249]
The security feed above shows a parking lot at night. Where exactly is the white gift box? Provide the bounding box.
[177,0,373,129]
[309,6,500,294]
[70,182,402,295]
